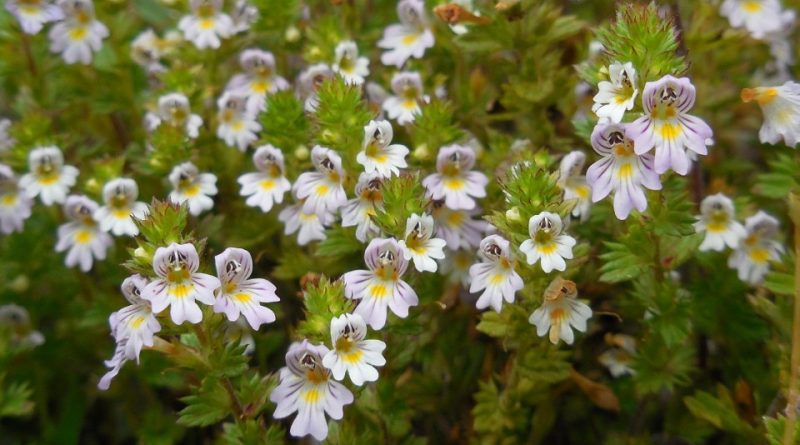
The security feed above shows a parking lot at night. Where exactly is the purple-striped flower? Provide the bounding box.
[270,340,354,441]
[213,247,280,330]
[343,238,418,330]
[626,75,713,175]
[588,123,662,220]
[423,144,488,210]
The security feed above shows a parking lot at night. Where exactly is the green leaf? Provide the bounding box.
[178,378,231,427]
[0,377,34,418]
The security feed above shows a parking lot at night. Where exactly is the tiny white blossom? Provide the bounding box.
[231,0,258,33]
[592,62,638,124]
[297,64,334,113]
[431,200,486,250]
[720,0,795,39]
[333,40,370,86]
[48,0,108,65]
[6,0,63,35]
[178,0,234,49]
[19,146,79,206]
[293,146,347,215]
[168,162,217,216]
[694,193,746,252]
[356,120,409,178]
[322,313,386,386]
[519,212,576,273]
[108,275,160,363]
[741,81,800,147]
[398,213,447,273]
[383,71,428,125]
[598,334,637,378]
[469,235,524,313]
[0,119,16,152]
[341,173,383,243]
[0,165,33,235]
[423,144,488,210]
[278,197,335,246]
[378,0,434,68]
[213,247,280,330]
[728,211,785,285]
[216,91,261,151]
[227,49,290,111]
[238,145,291,212]
[528,278,592,345]
[145,93,204,139]
[55,195,112,272]
[94,178,148,237]
[558,151,592,222]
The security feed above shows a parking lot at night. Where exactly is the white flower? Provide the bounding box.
[108,274,160,362]
[0,165,33,235]
[0,304,45,348]
[592,62,638,123]
[383,71,428,125]
[238,145,291,212]
[142,242,221,325]
[168,162,217,216]
[55,195,113,272]
[728,211,785,285]
[278,198,335,246]
[519,212,576,273]
[178,0,233,49]
[0,119,16,152]
[341,173,383,243]
[741,81,800,147]
[423,144,488,210]
[558,151,592,222]
[357,120,409,178]
[322,313,386,385]
[217,91,261,151]
[97,338,130,391]
[398,213,447,273]
[598,334,637,378]
[130,29,167,72]
[720,0,795,39]
[226,49,290,110]
[528,278,592,345]
[94,178,149,237]
[48,0,108,65]
[469,235,524,313]
[231,0,258,33]
[297,64,334,113]
[694,193,746,252]
[213,247,280,330]
[439,249,474,288]
[431,200,486,250]
[19,146,79,206]
[378,0,434,68]
[333,40,370,86]
[145,93,204,138]
[270,340,354,441]
[293,146,347,215]
[5,0,63,35]
[343,238,419,329]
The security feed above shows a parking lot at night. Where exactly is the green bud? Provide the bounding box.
[294,145,309,160]
[8,275,29,293]
[506,207,522,222]
[285,26,301,43]
[413,144,430,160]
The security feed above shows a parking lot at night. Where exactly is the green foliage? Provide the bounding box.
[296,278,354,343]
[0,376,33,418]
[259,91,310,155]
[178,378,232,427]
[372,173,427,239]
[313,77,374,167]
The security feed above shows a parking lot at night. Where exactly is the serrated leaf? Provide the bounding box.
[178,378,231,427]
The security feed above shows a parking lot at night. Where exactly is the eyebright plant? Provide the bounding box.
[1,0,800,444]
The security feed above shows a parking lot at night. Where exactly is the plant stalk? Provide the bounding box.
[784,191,800,445]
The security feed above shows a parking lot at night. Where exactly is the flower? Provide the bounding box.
[519,212,576,273]
[694,193,747,252]
[333,40,370,86]
[238,145,291,212]
[130,29,169,73]
[19,146,79,206]
[398,213,447,273]
[322,313,386,385]
[293,146,347,215]
[598,334,637,378]
[297,64,334,113]
[178,0,233,49]
[720,0,794,39]
[145,93,204,138]
[216,91,261,151]
[439,248,474,288]
[626,75,714,175]
[5,0,63,35]
[423,144,488,211]
[270,340,354,441]
[356,120,409,178]
[0,304,45,348]
[558,151,592,222]
[431,200,486,250]
[168,162,218,216]
[97,338,130,391]
[142,242,221,325]
[383,71,428,125]
[592,62,638,123]
[0,119,14,152]
[741,81,800,147]
[213,247,280,330]
[0,164,33,235]
[378,0,434,68]
[528,277,592,345]
[231,0,258,33]
[108,274,160,362]
[55,195,112,272]
[469,235,524,313]
[48,0,108,65]
[728,211,784,284]
[343,237,419,329]
[341,173,383,243]
[587,123,662,220]
[94,178,148,237]
[226,49,289,111]
[278,197,335,246]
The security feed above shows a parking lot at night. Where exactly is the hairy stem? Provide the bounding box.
[784,191,800,445]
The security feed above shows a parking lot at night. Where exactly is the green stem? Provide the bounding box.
[783,191,800,445]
